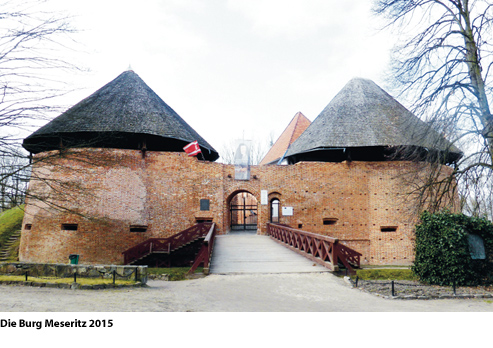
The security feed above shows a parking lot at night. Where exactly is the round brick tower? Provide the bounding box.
[19,70,220,265]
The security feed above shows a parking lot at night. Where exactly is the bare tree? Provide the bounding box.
[374,0,493,216]
[0,149,29,210]
[218,137,270,165]
[0,0,79,211]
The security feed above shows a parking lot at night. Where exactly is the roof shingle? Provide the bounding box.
[285,78,461,163]
[259,112,311,165]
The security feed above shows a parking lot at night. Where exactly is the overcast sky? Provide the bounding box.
[46,0,395,159]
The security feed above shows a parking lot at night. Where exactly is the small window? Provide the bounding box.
[196,218,213,224]
[200,199,210,211]
[24,224,32,230]
[323,218,338,226]
[381,226,398,232]
[298,224,303,229]
[130,225,148,233]
[61,224,78,231]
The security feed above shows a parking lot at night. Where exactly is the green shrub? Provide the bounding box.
[412,211,493,286]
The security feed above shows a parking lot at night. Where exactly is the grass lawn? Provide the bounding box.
[147,267,204,281]
[355,268,418,281]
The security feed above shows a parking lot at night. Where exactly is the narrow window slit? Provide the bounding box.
[61,224,78,231]
[130,225,147,233]
[380,226,398,232]
[323,218,338,226]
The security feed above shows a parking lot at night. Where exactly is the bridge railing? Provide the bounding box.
[188,223,216,275]
[122,222,214,265]
[267,223,361,274]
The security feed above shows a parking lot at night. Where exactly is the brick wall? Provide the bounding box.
[19,148,457,266]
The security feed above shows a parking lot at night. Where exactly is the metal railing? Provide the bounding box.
[348,277,474,298]
[0,264,145,285]
[267,223,361,273]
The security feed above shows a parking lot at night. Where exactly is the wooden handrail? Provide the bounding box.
[267,223,361,274]
[122,222,213,265]
[269,223,338,243]
[203,223,215,244]
[188,223,216,275]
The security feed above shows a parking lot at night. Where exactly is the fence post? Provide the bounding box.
[25,271,28,281]
[355,276,359,288]
[113,270,116,285]
[391,280,395,297]
[135,268,138,282]
[453,279,456,295]
[74,271,77,283]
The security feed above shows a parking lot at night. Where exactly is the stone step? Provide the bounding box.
[209,233,330,274]
[0,231,21,261]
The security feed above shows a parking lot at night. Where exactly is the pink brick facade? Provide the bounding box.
[19,148,455,266]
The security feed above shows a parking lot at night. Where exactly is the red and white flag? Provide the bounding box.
[183,140,201,157]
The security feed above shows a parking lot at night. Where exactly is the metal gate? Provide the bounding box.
[230,193,258,230]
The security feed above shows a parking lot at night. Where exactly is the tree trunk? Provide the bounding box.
[461,4,493,162]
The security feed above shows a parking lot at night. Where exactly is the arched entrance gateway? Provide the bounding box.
[229,191,258,231]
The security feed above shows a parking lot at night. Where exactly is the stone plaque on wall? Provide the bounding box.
[282,207,293,216]
[261,190,268,205]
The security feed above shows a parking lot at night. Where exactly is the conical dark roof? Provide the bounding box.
[285,78,461,164]
[23,70,219,161]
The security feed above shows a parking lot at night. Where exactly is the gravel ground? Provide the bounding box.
[1,272,493,312]
[2,273,490,348]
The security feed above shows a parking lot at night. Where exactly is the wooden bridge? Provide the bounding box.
[266,223,361,274]
[123,223,361,275]
[209,233,330,274]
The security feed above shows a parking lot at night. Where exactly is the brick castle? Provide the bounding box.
[19,71,461,266]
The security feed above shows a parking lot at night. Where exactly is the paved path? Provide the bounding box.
[209,232,330,274]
